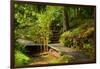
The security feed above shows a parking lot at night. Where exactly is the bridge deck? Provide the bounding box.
[48,43,92,63]
[48,43,76,53]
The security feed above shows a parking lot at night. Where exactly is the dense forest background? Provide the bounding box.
[14,3,95,67]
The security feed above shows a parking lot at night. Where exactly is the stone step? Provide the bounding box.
[50,38,59,40]
[50,41,59,43]
[50,36,59,38]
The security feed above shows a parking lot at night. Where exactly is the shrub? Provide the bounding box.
[59,29,82,47]
[64,39,73,47]
[82,43,95,59]
[15,50,31,66]
[83,43,92,49]
[71,27,84,36]
[59,31,72,45]
[15,42,25,52]
[82,27,94,38]
[59,26,94,48]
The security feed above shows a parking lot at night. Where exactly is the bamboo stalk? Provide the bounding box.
[40,38,42,53]
[46,37,48,52]
[43,37,46,52]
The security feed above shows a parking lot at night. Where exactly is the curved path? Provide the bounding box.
[48,43,94,63]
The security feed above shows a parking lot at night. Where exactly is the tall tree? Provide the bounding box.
[62,6,70,32]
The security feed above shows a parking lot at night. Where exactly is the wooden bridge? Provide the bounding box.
[24,43,92,63]
[17,39,93,63]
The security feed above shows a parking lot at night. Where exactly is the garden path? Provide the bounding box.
[48,43,93,63]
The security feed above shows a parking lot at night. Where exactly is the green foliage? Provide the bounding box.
[14,2,94,43]
[60,19,94,48]
[80,7,94,18]
[15,42,31,66]
[14,3,95,64]
[37,9,52,38]
[59,27,82,47]
[83,43,95,59]
[14,3,63,44]
[15,50,31,66]
[82,27,94,38]
[14,3,39,41]
[15,42,25,52]
[59,31,72,44]
[63,39,73,47]
[83,43,91,49]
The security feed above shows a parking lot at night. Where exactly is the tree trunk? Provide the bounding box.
[63,6,69,32]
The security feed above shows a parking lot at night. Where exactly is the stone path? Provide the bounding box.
[48,43,93,63]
